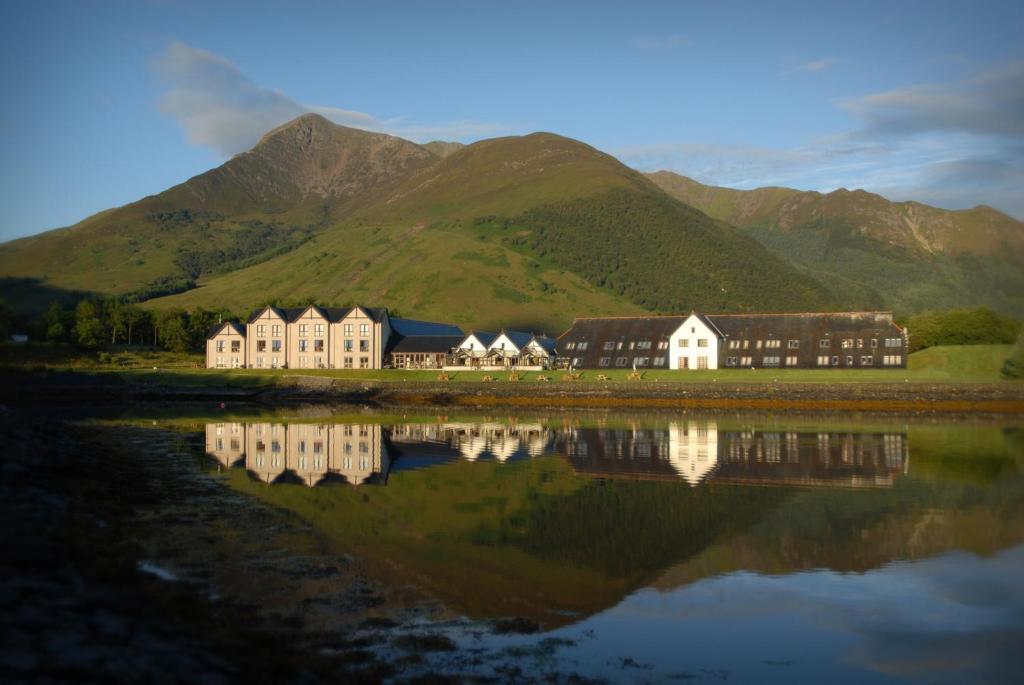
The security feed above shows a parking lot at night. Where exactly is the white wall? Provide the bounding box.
[668,314,720,370]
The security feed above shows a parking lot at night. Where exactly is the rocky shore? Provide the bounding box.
[3,368,1023,414]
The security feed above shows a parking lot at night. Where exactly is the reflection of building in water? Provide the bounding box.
[557,421,909,488]
[668,421,720,485]
[205,422,390,486]
[205,422,246,468]
[715,429,908,487]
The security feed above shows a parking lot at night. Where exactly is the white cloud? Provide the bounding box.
[153,42,519,157]
[797,56,836,72]
[632,34,691,51]
[615,61,1024,219]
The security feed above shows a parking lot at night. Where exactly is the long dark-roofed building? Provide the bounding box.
[558,311,907,370]
[558,316,685,370]
[386,317,465,369]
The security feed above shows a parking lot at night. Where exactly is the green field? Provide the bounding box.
[6,344,1014,387]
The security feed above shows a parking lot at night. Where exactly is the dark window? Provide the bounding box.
[598,357,611,367]
[615,357,628,367]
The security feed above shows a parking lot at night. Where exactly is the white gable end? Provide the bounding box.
[669,314,720,370]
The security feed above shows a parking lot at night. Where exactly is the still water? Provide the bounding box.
[196,410,1023,683]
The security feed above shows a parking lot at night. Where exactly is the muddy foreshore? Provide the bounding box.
[3,369,1024,414]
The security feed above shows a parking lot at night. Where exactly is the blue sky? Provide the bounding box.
[1,0,1022,241]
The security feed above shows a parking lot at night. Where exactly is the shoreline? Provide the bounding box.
[3,368,1023,414]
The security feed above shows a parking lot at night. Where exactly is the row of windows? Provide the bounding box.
[678,339,709,348]
[726,356,797,367]
[596,356,668,367]
[215,340,242,353]
[254,323,370,337]
[213,356,243,368]
[728,339,798,350]
[255,440,371,455]
[816,355,882,366]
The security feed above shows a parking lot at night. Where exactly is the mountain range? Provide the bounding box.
[1,113,1021,330]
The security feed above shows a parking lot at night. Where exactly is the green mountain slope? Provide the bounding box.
[648,171,1024,316]
[0,114,436,301]
[142,127,834,329]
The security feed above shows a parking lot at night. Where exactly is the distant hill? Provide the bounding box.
[0,116,833,331]
[2,115,1019,330]
[648,171,1024,316]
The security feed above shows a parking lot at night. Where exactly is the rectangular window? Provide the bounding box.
[315,323,324,336]
[598,357,611,367]
[831,356,839,366]
[577,342,589,351]
[817,355,830,366]
[272,340,282,353]
[756,340,763,349]
[697,339,708,348]
[857,339,864,348]
[566,341,576,350]
[272,324,281,337]
[726,356,738,367]
[785,356,798,367]
[231,340,240,353]
[787,340,799,349]
[615,357,628,367]
[343,323,353,336]
[360,323,369,337]
[657,341,668,350]
[652,356,666,367]
[344,357,353,369]
[216,356,224,368]
[728,340,740,349]
[271,357,280,369]
[743,340,749,349]
[344,340,353,352]
[299,339,308,352]
[359,340,369,352]
[871,339,878,348]
[885,338,902,348]
[603,341,615,351]
[298,324,308,336]
[679,339,689,348]
[883,355,904,366]
[216,340,224,352]
[637,341,652,350]
[820,339,831,348]
[256,324,265,337]
[740,356,752,366]
[315,339,324,352]
[635,357,650,367]
[628,341,636,350]
[359,356,369,368]
[846,356,854,366]
[256,340,266,352]
[763,356,780,367]
[696,356,708,369]
[766,340,781,349]
[861,356,874,366]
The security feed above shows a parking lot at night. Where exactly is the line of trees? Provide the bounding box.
[32,299,241,353]
[903,307,1020,353]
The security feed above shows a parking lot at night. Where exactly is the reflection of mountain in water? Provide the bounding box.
[208,420,910,489]
[205,422,390,486]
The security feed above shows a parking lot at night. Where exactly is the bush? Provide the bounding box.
[1002,336,1024,379]
[905,307,1020,353]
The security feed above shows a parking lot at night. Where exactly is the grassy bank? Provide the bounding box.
[47,344,1019,385]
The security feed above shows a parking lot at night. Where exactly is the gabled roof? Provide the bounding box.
[527,335,558,355]
[388,334,465,354]
[460,331,498,347]
[208,321,246,338]
[491,330,534,351]
[685,312,725,338]
[390,318,464,337]
[246,305,288,324]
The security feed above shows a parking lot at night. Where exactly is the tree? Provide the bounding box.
[42,301,68,342]
[156,309,190,353]
[73,300,105,349]
[1003,335,1024,379]
[124,304,146,346]
[106,299,127,345]
[0,297,11,342]
[187,307,217,352]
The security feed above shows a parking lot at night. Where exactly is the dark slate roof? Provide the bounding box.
[498,330,534,350]
[461,331,498,347]
[557,316,686,368]
[246,306,287,324]
[528,336,558,355]
[705,311,903,339]
[207,321,246,338]
[390,318,464,337]
[388,334,465,354]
